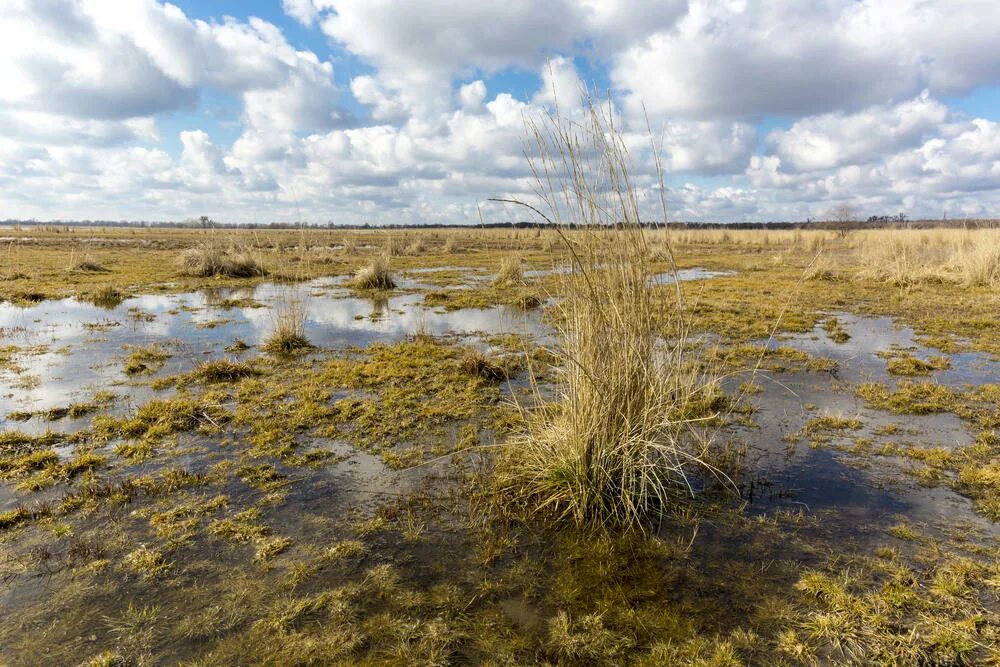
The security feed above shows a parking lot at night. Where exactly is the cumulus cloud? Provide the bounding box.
[534,57,585,110]
[317,1,581,80]
[613,0,1000,119]
[1,0,342,133]
[769,92,949,172]
[3,0,1000,223]
[282,0,320,27]
[660,121,757,174]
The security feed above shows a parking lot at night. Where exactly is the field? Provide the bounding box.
[1,222,1000,665]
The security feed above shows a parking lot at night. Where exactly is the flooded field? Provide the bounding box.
[1,225,999,665]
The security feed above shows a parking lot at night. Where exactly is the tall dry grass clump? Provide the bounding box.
[263,299,311,354]
[177,239,266,278]
[492,255,524,287]
[492,99,725,531]
[404,238,425,255]
[352,254,396,290]
[853,229,1000,287]
[953,240,1000,287]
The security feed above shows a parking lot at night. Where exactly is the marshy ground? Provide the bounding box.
[1,225,999,665]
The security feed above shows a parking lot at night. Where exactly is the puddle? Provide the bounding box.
[773,312,1000,386]
[652,268,736,284]
[0,278,546,422]
[733,313,1000,541]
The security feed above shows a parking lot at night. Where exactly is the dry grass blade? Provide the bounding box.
[492,255,524,287]
[352,254,396,290]
[263,299,312,355]
[492,95,729,531]
[178,239,267,278]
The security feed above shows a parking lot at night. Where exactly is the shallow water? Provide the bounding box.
[0,278,546,423]
[2,275,998,663]
[774,311,1000,386]
[738,312,999,542]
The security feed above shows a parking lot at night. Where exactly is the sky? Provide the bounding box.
[1,0,999,224]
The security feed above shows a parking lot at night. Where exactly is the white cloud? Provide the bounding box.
[613,0,1000,119]
[769,92,949,172]
[659,121,756,174]
[0,0,342,134]
[282,0,320,27]
[2,0,1000,223]
[534,57,585,110]
[458,81,488,111]
[886,119,1000,196]
[351,76,409,122]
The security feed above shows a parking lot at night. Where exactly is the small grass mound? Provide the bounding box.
[124,345,171,375]
[458,349,507,382]
[70,259,108,273]
[512,290,543,309]
[883,352,951,376]
[225,338,251,353]
[352,255,396,290]
[178,241,266,278]
[193,359,260,383]
[85,284,126,308]
[492,255,524,287]
[263,304,312,355]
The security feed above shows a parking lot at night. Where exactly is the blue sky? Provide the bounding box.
[1,0,999,223]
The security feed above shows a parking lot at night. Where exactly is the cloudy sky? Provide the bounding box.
[2,0,999,224]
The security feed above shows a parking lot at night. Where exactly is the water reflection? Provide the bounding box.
[772,312,1000,386]
[0,278,546,420]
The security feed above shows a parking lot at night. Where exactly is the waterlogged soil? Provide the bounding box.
[0,258,998,664]
[0,277,544,423]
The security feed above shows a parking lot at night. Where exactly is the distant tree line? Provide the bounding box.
[3,215,998,231]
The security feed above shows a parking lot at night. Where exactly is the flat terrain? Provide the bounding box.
[1,225,998,665]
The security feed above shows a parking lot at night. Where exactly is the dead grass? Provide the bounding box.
[263,301,312,355]
[492,256,524,287]
[192,359,260,383]
[177,240,266,278]
[70,259,108,273]
[493,97,726,530]
[352,254,396,290]
[458,348,507,382]
[854,229,1000,287]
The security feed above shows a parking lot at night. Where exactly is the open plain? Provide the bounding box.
[1,223,999,665]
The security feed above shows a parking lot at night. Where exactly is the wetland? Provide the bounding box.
[1,223,999,666]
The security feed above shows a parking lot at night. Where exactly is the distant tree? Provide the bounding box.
[828,203,857,236]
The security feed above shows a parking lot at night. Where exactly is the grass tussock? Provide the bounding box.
[124,344,171,375]
[853,229,1000,287]
[193,358,260,383]
[70,258,108,273]
[883,352,951,376]
[85,284,126,308]
[458,348,507,382]
[493,98,726,531]
[263,301,312,355]
[352,254,396,290]
[492,255,524,287]
[177,240,267,278]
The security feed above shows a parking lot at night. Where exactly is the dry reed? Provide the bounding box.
[492,97,727,531]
